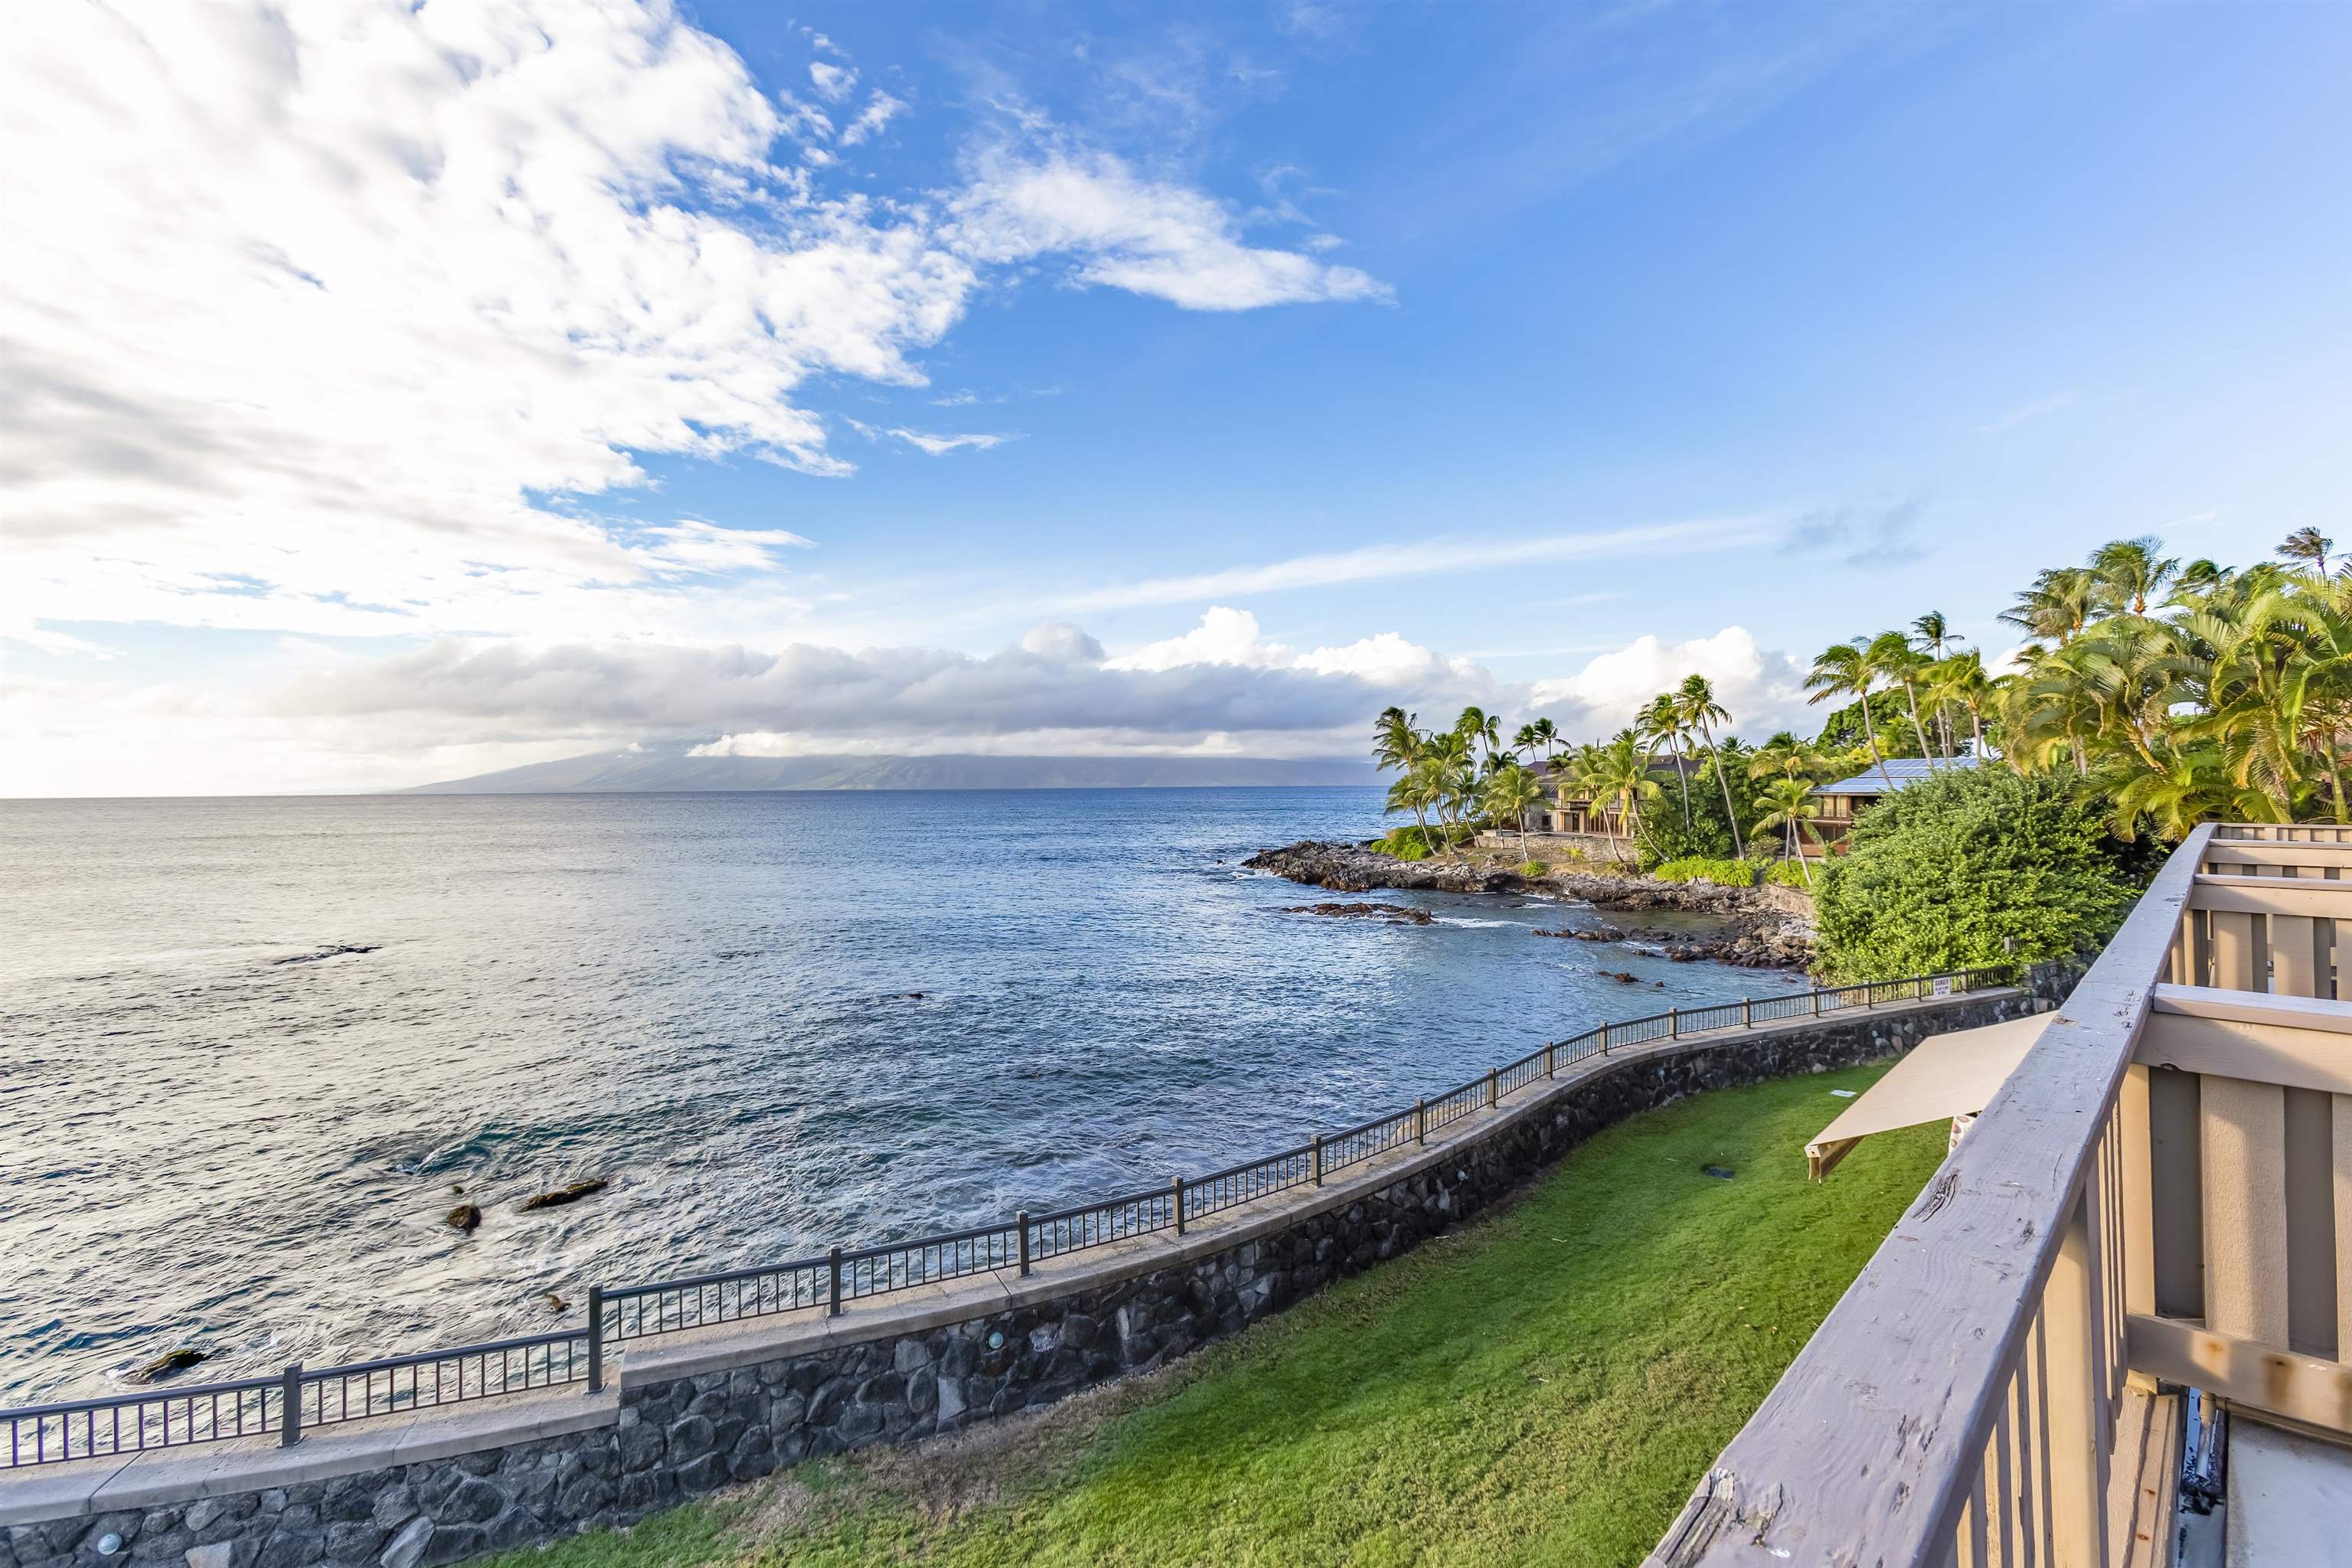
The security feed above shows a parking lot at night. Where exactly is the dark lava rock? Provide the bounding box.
[543,1292,569,1313]
[518,1179,608,1212]
[139,1348,211,1382]
[446,1204,482,1232]
[1282,902,1435,926]
[1600,970,1642,984]
[1243,841,1523,895]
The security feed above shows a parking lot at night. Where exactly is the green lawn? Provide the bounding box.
[493,1067,1943,1568]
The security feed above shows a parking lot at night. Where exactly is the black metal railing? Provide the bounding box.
[0,963,2016,1468]
[2,1327,593,1470]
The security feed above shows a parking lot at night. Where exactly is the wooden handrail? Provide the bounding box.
[1646,824,2216,1568]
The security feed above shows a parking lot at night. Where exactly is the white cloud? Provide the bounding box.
[947,142,1392,312]
[0,0,1380,658]
[808,60,858,103]
[1063,517,1763,611]
[887,428,1014,456]
[1529,627,1811,738]
[1108,607,1487,689]
[838,91,906,148]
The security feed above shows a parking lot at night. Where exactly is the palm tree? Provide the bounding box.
[2001,567,2097,645]
[1571,733,1658,864]
[1451,707,1502,772]
[1636,692,1694,829]
[1864,631,1938,767]
[1911,612,1964,756]
[1749,731,1831,784]
[2091,536,2180,618]
[1805,639,1894,791]
[1925,650,1994,758]
[1674,673,1744,857]
[1530,717,1559,761]
[1481,764,1549,858]
[1750,778,1823,885]
[2278,528,2334,579]
[1372,707,1422,772]
[1512,723,1540,764]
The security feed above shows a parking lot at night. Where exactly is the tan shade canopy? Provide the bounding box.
[1807,1014,2051,1180]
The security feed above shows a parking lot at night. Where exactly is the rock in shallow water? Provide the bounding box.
[446,1203,482,1232]
[139,1347,211,1382]
[518,1179,607,1212]
[1281,901,1434,926]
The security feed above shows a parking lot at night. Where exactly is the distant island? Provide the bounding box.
[400,749,1383,793]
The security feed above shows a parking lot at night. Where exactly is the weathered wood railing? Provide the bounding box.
[1649,821,2351,1568]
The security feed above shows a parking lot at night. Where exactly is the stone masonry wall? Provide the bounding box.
[2,991,2048,1568]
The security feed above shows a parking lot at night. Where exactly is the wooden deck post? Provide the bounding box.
[2042,1187,2111,1568]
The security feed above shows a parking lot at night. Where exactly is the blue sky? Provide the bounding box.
[4,0,2347,793]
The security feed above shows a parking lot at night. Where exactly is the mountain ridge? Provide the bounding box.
[399,750,1382,793]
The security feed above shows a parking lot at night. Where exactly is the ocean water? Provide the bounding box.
[0,790,1804,1403]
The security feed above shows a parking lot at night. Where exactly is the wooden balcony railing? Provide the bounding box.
[1648,821,2351,1568]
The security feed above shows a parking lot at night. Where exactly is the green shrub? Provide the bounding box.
[1651,856,1758,887]
[1813,768,2138,982]
[1519,860,1550,877]
[1762,860,1814,890]
[1377,825,1472,861]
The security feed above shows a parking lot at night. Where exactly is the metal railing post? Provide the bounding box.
[1741,997,1752,1028]
[1811,988,1821,1018]
[586,1285,604,1393]
[1599,1021,1609,1054]
[1668,1006,1679,1038]
[1311,1135,1324,1186]
[1414,1098,1426,1144]
[1015,1213,1031,1276]
[1485,1068,1498,1108]
[1546,1040,1557,1077]
[826,1246,844,1315]
[279,1364,302,1449]
[1171,1175,1185,1237]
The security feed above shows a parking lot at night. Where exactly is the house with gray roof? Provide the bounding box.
[1801,754,1978,855]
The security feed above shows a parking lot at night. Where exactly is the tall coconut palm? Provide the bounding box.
[1454,707,1503,771]
[2001,567,2097,645]
[1750,777,1823,885]
[1572,732,1658,864]
[1530,717,1559,760]
[1910,612,1964,756]
[1674,673,1744,857]
[2091,536,2180,618]
[1417,730,1478,854]
[1372,707,1422,773]
[1864,631,1938,766]
[1481,763,1549,858]
[1804,639,1894,790]
[2278,528,2334,579]
[1635,691,1694,829]
[1925,650,1995,758]
[1511,722,1540,763]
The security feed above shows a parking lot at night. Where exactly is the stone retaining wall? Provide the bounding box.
[1,989,2050,1568]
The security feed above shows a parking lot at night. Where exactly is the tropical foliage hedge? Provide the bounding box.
[1811,768,2139,982]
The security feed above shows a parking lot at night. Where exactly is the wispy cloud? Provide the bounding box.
[1974,391,2079,436]
[1785,501,1928,569]
[1058,518,1768,611]
[887,428,1015,456]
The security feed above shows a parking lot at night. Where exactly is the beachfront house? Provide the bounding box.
[1801,754,1978,856]
[1544,756,1702,841]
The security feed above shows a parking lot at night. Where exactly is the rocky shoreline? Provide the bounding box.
[1242,840,1814,970]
